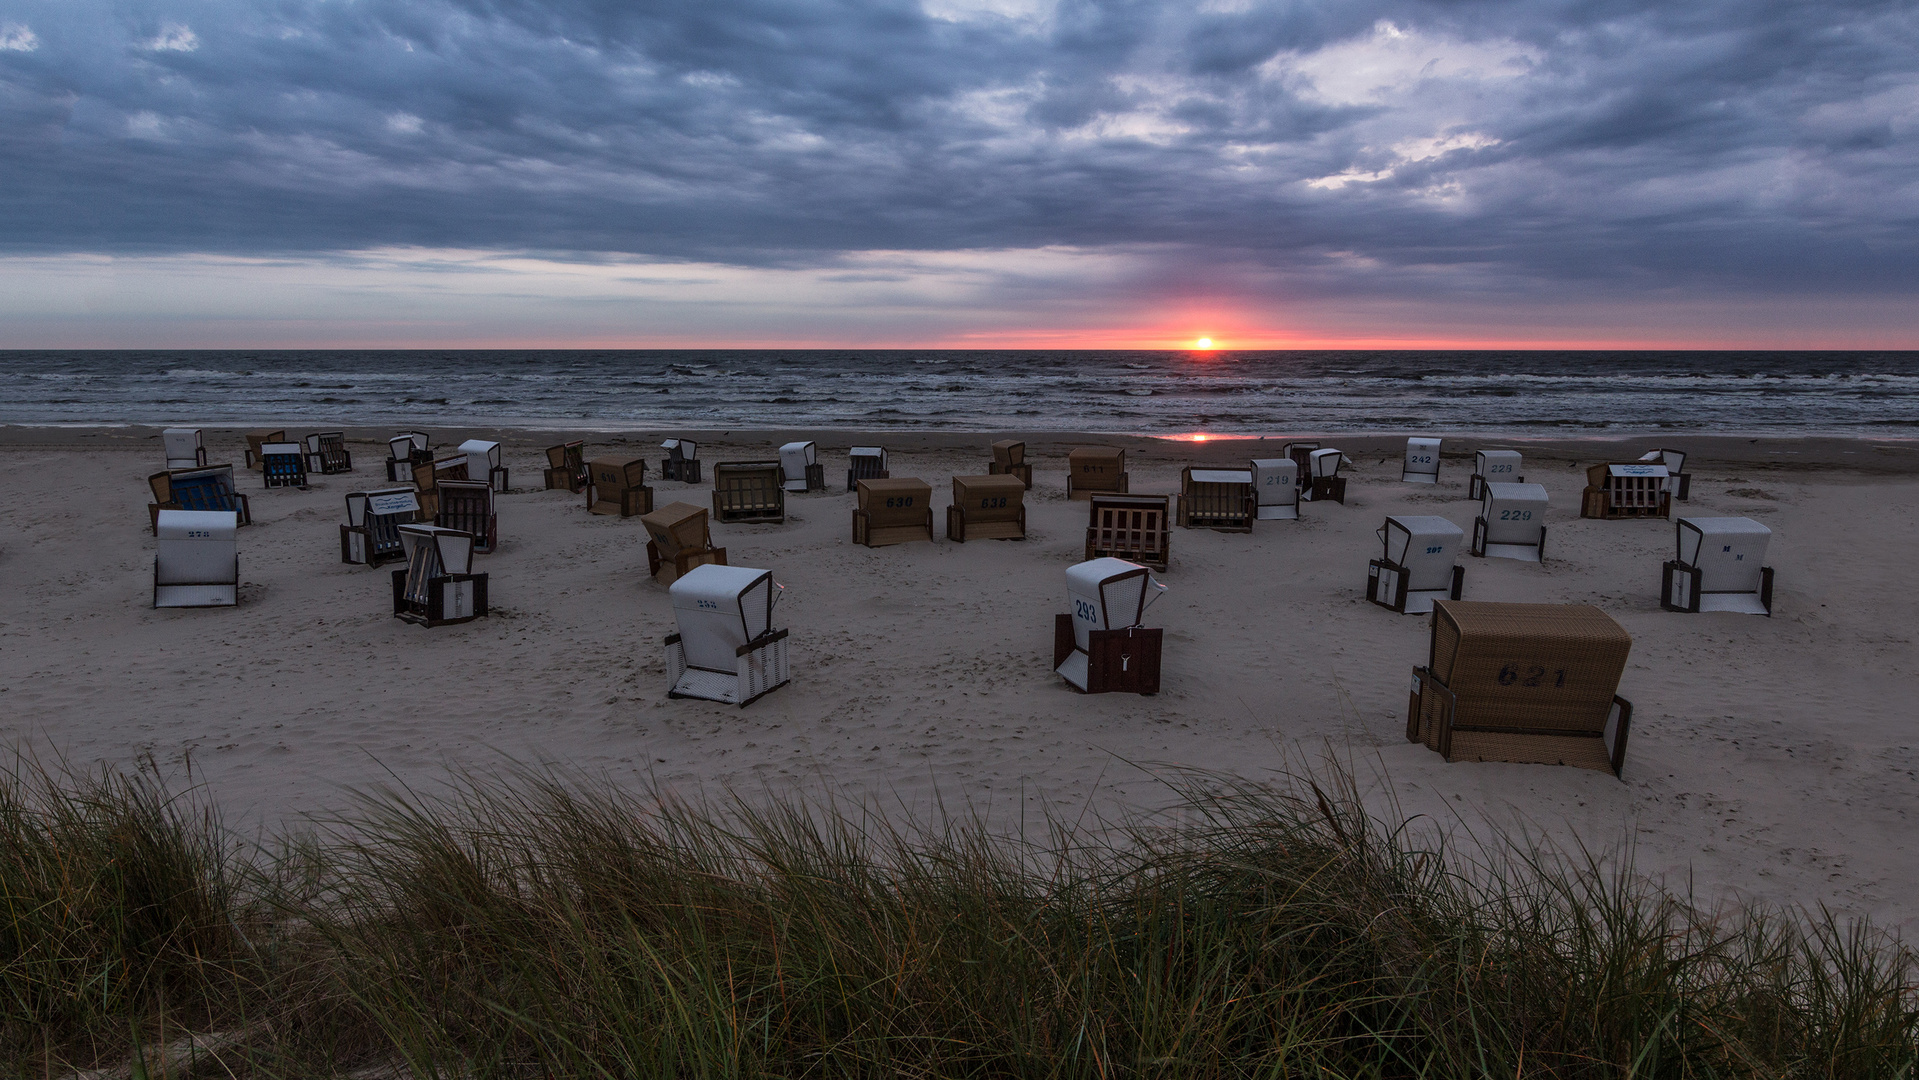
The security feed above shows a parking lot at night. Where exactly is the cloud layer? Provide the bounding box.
[2,0,1916,332]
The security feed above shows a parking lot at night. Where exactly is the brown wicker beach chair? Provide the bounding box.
[642,502,728,584]
[587,457,653,517]
[1067,446,1128,499]
[854,478,934,546]
[1177,467,1255,532]
[989,439,1033,488]
[947,474,1026,541]
[545,441,588,492]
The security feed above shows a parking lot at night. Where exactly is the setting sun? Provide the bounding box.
[1194,337,1213,349]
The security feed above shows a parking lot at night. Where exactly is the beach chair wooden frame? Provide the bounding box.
[1581,463,1671,520]
[713,462,785,524]
[153,509,239,608]
[387,432,432,483]
[1405,600,1634,778]
[846,446,890,491]
[1661,516,1774,616]
[1251,458,1299,520]
[1639,448,1692,501]
[587,457,654,518]
[1471,482,1549,562]
[989,440,1034,488]
[661,439,702,484]
[1083,494,1171,571]
[244,430,285,472]
[340,488,419,566]
[946,474,1026,542]
[1367,516,1465,614]
[780,441,826,493]
[148,465,252,534]
[411,454,469,520]
[163,428,208,470]
[642,502,728,585]
[390,525,488,627]
[664,565,789,707]
[1402,437,1442,484]
[435,479,499,554]
[460,439,509,493]
[1468,450,1523,501]
[1305,449,1348,504]
[854,478,934,546]
[304,431,353,475]
[1067,446,1128,499]
[1177,467,1255,532]
[545,441,588,492]
[260,442,308,489]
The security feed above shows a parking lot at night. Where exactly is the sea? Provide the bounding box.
[2,350,1915,435]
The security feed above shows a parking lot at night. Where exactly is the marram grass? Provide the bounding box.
[2,752,1913,1078]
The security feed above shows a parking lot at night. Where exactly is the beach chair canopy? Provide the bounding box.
[1310,448,1345,479]
[1475,449,1522,479]
[779,441,818,492]
[389,435,417,462]
[1676,516,1771,594]
[662,438,697,460]
[850,446,887,469]
[1428,600,1632,735]
[154,509,238,607]
[670,564,782,671]
[1380,516,1464,591]
[590,457,647,491]
[992,440,1025,467]
[460,439,501,476]
[163,428,206,469]
[1640,448,1687,474]
[1065,557,1166,652]
[1403,437,1441,482]
[1189,468,1251,485]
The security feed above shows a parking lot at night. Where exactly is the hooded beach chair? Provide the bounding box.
[854,477,934,546]
[340,487,420,566]
[643,502,729,584]
[545,441,588,492]
[1250,458,1299,520]
[1054,557,1167,694]
[1469,450,1523,501]
[387,432,432,482]
[1177,467,1255,532]
[1406,600,1634,777]
[713,462,785,524]
[243,430,285,472]
[846,446,889,491]
[1402,437,1442,484]
[304,431,353,475]
[163,428,207,470]
[779,441,825,493]
[411,454,470,520]
[1471,483,1549,561]
[153,509,238,608]
[947,474,1026,542]
[1283,442,1320,492]
[435,479,498,554]
[1662,517,1774,615]
[989,439,1033,488]
[660,438,702,483]
[1639,448,1692,501]
[664,564,789,706]
[260,442,308,489]
[1067,446,1128,499]
[1367,515,1465,614]
[1581,462,1670,520]
[148,465,251,534]
[1305,449,1348,503]
[587,457,653,517]
[460,439,508,493]
[390,524,488,627]
[1084,493,1171,571]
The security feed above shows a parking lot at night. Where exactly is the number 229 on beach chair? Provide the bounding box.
[1471,482,1549,562]
[390,525,488,627]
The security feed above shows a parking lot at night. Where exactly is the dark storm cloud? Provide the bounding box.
[1,0,1915,293]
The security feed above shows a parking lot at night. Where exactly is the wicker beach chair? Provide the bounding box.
[435,479,498,554]
[304,431,353,475]
[1407,600,1634,777]
[661,438,702,483]
[1053,557,1166,695]
[1662,516,1774,615]
[243,429,285,472]
[1367,515,1465,614]
[586,457,653,518]
[545,441,588,492]
[1067,446,1128,499]
[713,462,785,524]
[665,565,789,707]
[1468,450,1523,501]
[946,474,1026,542]
[260,442,308,489]
[1402,437,1441,484]
[340,487,420,566]
[1581,463,1670,520]
[460,439,508,493]
[1177,467,1255,532]
[411,454,469,520]
[1472,483,1549,562]
[989,440,1033,488]
[1639,448,1692,501]
[846,446,890,491]
[1250,458,1299,520]
[1084,493,1171,571]
[780,441,825,493]
[163,428,208,470]
[390,524,488,627]
[642,502,729,585]
[153,509,238,608]
[854,478,934,546]
[148,465,252,534]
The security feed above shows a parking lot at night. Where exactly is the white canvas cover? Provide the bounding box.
[779,441,818,492]
[1059,557,1166,690]
[1251,458,1298,519]
[850,446,887,467]
[1676,517,1770,612]
[1188,468,1251,485]
[1479,482,1549,560]
[261,442,302,459]
[1379,515,1464,610]
[1640,448,1687,473]
[389,435,416,461]
[671,564,782,671]
[398,524,475,598]
[365,488,420,518]
[1475,449,1522,480]
[460,439,501,477]
[163,428,204,469]
[662,438,697,460]
[1403,437,1441,483]
[1310,448,1345,479]
[154,509,237,607]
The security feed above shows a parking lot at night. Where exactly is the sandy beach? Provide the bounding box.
[2,426,1915,934]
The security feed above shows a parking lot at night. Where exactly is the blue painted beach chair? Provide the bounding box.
[261,442,308,489]
[148,465,252,534]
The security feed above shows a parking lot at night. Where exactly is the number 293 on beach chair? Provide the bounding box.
[1368,515,1465,614]
[665,565,790,707]
[390,525,488,627]
[153,509,238,608]
[1054,558,1166,695]
[341,488,420,566]
[1663,516,1775,616]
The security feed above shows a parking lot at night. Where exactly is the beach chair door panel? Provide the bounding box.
[1087,627,1161,695]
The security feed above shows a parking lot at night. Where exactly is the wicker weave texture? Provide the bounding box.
[1429,600,1630,733]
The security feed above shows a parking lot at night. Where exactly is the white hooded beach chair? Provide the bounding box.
[1582,462,1670,520]
[1471,482,1549,562]
[460,439,508,493]
[1639,448,1692,500]
[1367,515,1465,614]
[1402,437,1441,484]
[1306,448,1348,503]
[778,441,824,493]
[1177,467,1254,532]
[304,431,353,475]
[153,509,238,608]
[341,487,420,566]
[387,432,431,482]
[163,428,207,470]
[1250,458,1299,520]
[660,438,701,483]
[665,564,790,707]
[260,442,308,489]
[1054,557,1166,695]
[1663,517,1774,615]
[1469,450,1523,501]
[846,446,889,491]
[391,524,488,627]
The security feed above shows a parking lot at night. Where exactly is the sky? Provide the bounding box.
[1,0,1915,348]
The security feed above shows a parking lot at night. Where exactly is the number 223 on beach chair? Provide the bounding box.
[390,525,488,627]
[664,565,790,707]
[1054,558,1166,695]
[153,509,238,608]
[1468,449,1522,501]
